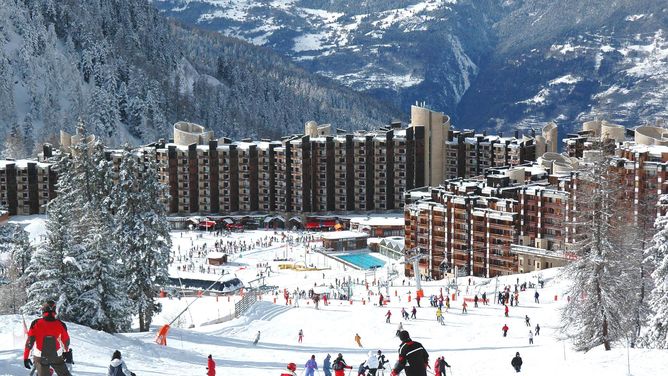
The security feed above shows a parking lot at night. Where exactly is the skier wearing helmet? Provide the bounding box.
[281,362,298,376]
[23,300,72,376]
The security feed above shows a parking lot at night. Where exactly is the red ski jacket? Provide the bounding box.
[24,316,70,359]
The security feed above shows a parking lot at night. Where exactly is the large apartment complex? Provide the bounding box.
[405,123,668,278]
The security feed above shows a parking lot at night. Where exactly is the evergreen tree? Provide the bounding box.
[23,187,79,319]
[640,195,668,349]
[112,147,171,331]
[560,149,636,351]
[0,223,34,314]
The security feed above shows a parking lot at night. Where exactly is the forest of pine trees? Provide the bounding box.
[0,0,396,160]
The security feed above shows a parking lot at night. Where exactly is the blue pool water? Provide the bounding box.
[336,253,386,269]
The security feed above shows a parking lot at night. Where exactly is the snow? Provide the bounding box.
[3,218,667,375]
[548,74,580,86]
[625,14,646,22]
[292,32,330,52]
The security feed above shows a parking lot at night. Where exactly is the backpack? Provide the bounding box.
[333,360,344,371]
[40,336,58,365]
[109,364,126,376]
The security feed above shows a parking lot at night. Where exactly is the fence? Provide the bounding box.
[234,289,258,318]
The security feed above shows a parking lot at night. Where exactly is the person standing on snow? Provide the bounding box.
[366,350,379,375]
[511,352,523,372]
[396,322,404,336]
[391,330,429,376]
[411,306,417,319]
[107,350,136,376]
[534,291,540,303]
[355,333,363,347]
[304,355,318,376]
[332,353,353,376]
[377,350,388,371]
[23,300,72,376]
[434,357,442,376]
[323,354,332,376]
[528,330,534,345]
[504,304,509,317]
[436,307,444,325]
[525,315,530,327]
[461,301,468,314]
[298,329,304,343]
[438,356,451,376]
[206,354,216,376]
[386,310,392,323]
[253,331,261,345]
[535,324,540,336]
[502,324,509,337]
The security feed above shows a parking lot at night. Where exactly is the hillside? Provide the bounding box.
[153,0,668,135]
[0,0,397,158]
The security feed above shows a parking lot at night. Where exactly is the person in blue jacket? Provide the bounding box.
[323,354,332,376]
[305,355,318,376]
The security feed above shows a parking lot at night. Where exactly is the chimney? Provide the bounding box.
[514,130,520,139]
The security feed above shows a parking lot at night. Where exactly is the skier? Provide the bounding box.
[23,300,72,376]
[535,324,540,336]
[386,310,392,324]
[474,294,479,308]
[528,330,534,345]
[411,306,417,319]
[323,354,332,376]
[391,330,429,376]
[253,331,261,345]
[525,315,530,327]
[377,350,388,372]
[511,352,523,372]
[482,292,487,305]
[534,291,540,303]
[281,362,298,376]
[502,324,509,337]
[298,329,304,343]
[438,356,451,376]
[461,301,468,314]
[207,354,216,376]
[357,361,368,376]
[396,322,404,337]
[401,307,409,320]
[504,304,509,317]
[434,357,442,376]
[436,307,444,325]
[332,353,353,376]
[107,350,136,376]
[305,355,318,376]
[379,294,384,306]
[366,350,379,375]
[355,333,363,347]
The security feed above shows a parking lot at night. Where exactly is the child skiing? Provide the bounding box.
[385,310,392,323]
[108,350,136,376]
[305,355,318,376]
[502,324,509,337]
[355,333,363,347]
[281,362,298,376]
[298,329,304,343]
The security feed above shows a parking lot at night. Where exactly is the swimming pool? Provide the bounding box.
[336,253,386,270]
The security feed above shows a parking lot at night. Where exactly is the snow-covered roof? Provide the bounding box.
[321,231,369,240]
[349,216,404,227]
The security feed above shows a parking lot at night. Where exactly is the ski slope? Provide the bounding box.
[1,227,666,375]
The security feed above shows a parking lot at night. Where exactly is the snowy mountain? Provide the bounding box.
[0,0,396,156]
[152,0,668,134]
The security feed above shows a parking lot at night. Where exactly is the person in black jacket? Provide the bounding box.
[391,330,429,376]
[511,352,523,372]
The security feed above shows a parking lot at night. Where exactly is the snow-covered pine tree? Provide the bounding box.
[0,223,33,314]
[65,140,132,332]
[112,147,171,331]
[640,195,668,349]
[23,186,79,319]
[560,148,636,351]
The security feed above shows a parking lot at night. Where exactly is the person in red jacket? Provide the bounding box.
[502,324,509,337]
[332,353,353,376]
[23,300,71,376]
[207,354,216,376]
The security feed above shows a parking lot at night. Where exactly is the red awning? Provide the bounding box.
[199,220,215,229]
[305,222,320,229]
[321,220,337,227]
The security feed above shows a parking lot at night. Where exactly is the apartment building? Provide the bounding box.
[0,160,55,215]
[404,163,574,278]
